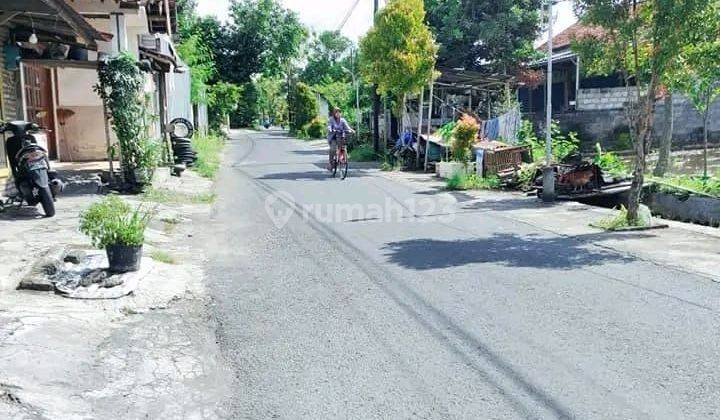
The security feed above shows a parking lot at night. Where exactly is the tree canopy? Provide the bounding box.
[424,0,542,72]
[300,31,353,86]
[360,0,438,102]
[573,0,711,222]
[219,0,307,84]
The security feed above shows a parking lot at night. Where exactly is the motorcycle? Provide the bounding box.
[1,121,63,217]
[391,131,421,170]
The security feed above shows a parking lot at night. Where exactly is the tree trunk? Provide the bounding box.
[627,76,659,223]
[703,91,711,179]
[653,92,673,177]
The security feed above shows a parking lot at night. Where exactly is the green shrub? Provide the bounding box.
[289,82,318,134]
[193,133,225,178]
[437,121,457,142]
[614,131,633,150]
[651,175,720,198]
[517,119,538,145]
[349,144,379,161]
[519,119,579,163]
[592,205,645,230]
[452,114,479,162]
[302,116,327,139]
[593,143,628,177]
[79,196,154,249]
[446,172,501,191]
[517,161,541,190]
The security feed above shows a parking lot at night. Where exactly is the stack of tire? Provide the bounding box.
[169,118,198,167]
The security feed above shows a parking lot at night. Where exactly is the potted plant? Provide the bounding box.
[438,115,479,179]
[79,195,154,273]
[436,121,462,178]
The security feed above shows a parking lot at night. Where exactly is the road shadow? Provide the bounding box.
[291,149,327,156]
[252,130,291,140]
[382,232,640,271]
[459,196,562,212]
[258,167,375,181]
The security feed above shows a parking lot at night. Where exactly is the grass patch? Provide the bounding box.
[349,144,380,162]
[591,205,650,231]
[446,172,502,191]
[192,133,225,179]
[149,249,178,264]
[161,216,182,233]
[649,175,720,198]
[142,187,216,205]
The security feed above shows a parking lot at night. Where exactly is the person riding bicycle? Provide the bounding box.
[327,107,354,170]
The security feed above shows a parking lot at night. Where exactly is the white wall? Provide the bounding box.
[57,68,102,107]
[56,68,111,161]
[168,70,194,123]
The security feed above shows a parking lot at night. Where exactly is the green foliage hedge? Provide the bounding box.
[289,82,318,133]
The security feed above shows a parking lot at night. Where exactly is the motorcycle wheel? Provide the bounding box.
[39,186,55,217]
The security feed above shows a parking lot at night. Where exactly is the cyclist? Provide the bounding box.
[327,107,354,170]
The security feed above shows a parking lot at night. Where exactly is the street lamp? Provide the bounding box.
[542,0,557,202]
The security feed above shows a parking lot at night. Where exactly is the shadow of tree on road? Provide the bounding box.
[458,196,564,212]
[383,232,641,271]
[291,149,327,156]
[258,168,375,181]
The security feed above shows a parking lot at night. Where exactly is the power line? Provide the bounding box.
[336,0,362,32]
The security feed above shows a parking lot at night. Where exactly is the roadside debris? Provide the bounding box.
[18,247,152,299]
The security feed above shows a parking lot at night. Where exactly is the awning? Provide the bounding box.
[139,33,181,72]
[435,67,516,91]
[529,50,578,67]
[21,59,99,70]
[0,0,111,50]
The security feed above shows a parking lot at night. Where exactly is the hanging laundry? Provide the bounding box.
[485,118,500,140]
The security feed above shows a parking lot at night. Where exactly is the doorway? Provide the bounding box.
[22,62,58,159]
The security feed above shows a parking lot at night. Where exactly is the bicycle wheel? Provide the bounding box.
[340,151,349,180]
[332,157,338,178]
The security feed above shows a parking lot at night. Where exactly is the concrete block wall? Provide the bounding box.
[532,87,720,151]
[577,87,631,111]
[655,95,720,144]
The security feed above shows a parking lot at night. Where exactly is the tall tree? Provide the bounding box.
[360,0,438,109]
[220,0,307,84]
[574,0,710,223]
[301,31,353,86]
[424,0,542,71]
[255,76,287,125]
[673,0,720,179]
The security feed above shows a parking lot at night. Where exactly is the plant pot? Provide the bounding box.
[436,161,467,179]
[106,244,143,273]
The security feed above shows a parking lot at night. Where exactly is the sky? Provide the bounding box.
[195,0,577,44]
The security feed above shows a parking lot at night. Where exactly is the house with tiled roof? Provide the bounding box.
[518,22,720,151]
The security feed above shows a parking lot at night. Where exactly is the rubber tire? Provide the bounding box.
[169,118,194,139]
[332,159,338,178]
[39,186,55,217]
[341,158,349,180]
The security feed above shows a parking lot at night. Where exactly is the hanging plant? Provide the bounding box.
[94,53,159,185]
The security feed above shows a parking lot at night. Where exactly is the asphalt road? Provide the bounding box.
[202,130,720,419]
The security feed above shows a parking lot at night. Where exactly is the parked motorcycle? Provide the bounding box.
[1,121,62,217]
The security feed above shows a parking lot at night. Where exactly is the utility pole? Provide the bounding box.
[372,0,381,153]
[541,0,556,202]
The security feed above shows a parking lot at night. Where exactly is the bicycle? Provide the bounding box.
[330,130,350,180]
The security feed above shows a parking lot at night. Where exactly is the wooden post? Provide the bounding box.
[102,102,116,185]
[416,88,424,168]
[424,82,434,171]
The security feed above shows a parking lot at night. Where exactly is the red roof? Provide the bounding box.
[537,23,605,52]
